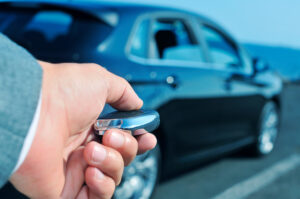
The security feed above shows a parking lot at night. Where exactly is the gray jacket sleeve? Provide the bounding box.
[0,34,42,187]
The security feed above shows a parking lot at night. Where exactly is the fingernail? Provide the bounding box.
[109,131,125,148]
[92,145,107,164]
[94,168,104,180]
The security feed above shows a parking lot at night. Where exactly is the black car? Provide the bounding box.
[0,1,282,199]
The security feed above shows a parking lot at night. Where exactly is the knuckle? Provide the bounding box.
[115,75,129,87]
[95,176,116,199]
[121,77,130,88]
[85,168,115,198]
[125,133,138,153]
[124,138,138,166]
[88,63,100,69]
[126,133,138,146]
[108,150,124,173]
[87,63,108,74]
[106,151,124,184]
[104,178,116,199]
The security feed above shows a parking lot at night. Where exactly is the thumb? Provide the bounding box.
[105,70,143,110]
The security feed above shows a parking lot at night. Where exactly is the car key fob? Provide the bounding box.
[94,109,160,136]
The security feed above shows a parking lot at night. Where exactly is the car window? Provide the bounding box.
[0,8,116,61]
[202,25,241,67]
[25,11,73,42]
[129,19,150,58]
[153,18,205,62]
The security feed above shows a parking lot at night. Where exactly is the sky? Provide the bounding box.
[124,0,300,49]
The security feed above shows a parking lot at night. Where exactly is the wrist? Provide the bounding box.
[10,61,68,198]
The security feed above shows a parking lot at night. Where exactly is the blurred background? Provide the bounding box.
[1,0,300,199]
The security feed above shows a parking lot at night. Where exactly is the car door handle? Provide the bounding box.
[166,75,179,89]
[129,75,179,89]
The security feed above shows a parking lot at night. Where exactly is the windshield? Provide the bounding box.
[0,7,116,62]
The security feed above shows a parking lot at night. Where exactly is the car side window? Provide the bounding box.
[153,18,205,62]
[129,19,150,58]
[202,25,241,67]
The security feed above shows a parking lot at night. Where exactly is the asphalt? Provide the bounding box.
[1,83,300,199]
[152,83,300,199]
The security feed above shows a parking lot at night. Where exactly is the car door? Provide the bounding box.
[127,13,235,163]
[200,23,266,144]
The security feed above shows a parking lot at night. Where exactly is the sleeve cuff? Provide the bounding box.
[12,92,42,173]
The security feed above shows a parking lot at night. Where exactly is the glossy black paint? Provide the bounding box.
[0,1,282,179]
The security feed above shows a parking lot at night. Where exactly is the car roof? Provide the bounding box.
[2,0,211,21]
[2,0,176,11]
[1,0,234,40]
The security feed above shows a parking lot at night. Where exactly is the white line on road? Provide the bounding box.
[211,154,300,199]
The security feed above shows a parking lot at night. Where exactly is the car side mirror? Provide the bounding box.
[252,57,270,76]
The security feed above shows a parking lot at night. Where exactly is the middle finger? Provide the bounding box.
[84,141,124,185]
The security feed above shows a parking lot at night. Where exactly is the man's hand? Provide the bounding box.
[9,62,157,199]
